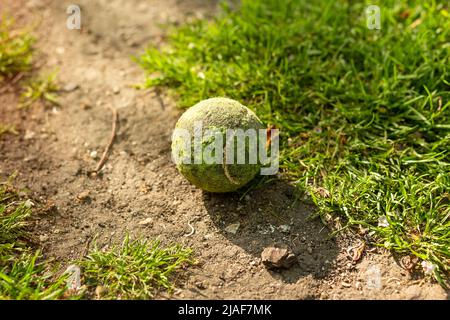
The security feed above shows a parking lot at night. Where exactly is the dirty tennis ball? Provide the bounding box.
[171,97,264,193]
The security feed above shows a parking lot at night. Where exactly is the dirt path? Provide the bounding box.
[0,0,448,299]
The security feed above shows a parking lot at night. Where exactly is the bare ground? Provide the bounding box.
[0,0,448,300]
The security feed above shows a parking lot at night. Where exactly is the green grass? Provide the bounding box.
[0,16,59,108]
[0,177,69,300]
[0,177,194,299]
[0,179,30,244]
[1,15,193,300]
[0,123,18,137]
[0,251,70,300]
[79,236,194,299]
[138,0,450,284]
[19,71,60,108]
[0,17,34,80]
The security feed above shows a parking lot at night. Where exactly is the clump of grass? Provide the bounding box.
[0,176,31,244]
[0,16,60,108]
[0,251,70,300]
[138,0,450,284]
[0,177,69,300]
[0,16,34,80]
[0,123,18,137]
[79,236,194,299]
[20,71,60,108]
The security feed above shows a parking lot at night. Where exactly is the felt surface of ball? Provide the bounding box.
[171,97,264,192]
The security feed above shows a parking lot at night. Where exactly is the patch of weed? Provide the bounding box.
[79,236,194,299]
[0,17,34,80]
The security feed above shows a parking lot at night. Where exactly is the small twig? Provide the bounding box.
[437,96,442,111]
[155,87,165,110]
[410,18,422,29]
[81,235,93,258]
[94,107,118,173]
[0,73,24,94]
[11,71,25,85]
[0,86,8,95]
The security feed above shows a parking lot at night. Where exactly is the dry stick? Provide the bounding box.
[154,87,165,110]
[0,86,9,95]
[81,235,93,258]
[0,72,24,94]
[10,71,25,85]
[94,106,118,173]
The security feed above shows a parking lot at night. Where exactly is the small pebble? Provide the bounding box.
[261,247,297,269]
[63,82,79,92]
[138,218,153,226]
[24,130,36,140]
[224,222,240,235]
[77,191,90,202]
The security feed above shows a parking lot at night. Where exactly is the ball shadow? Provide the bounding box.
[202,179,340,284]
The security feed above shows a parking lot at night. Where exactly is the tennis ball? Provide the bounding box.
[171,97,264,192]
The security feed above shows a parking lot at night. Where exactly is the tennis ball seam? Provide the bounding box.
[222,144,241,185]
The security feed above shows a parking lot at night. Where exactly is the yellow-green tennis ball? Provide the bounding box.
[172,97,264,193]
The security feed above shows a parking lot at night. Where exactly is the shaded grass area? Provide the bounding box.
[138,0,450,283]
[0,177,194,299]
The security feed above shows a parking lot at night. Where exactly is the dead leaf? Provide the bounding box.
[315,187,330,198]
[410,18,422,29]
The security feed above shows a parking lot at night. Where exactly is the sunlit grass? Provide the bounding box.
[0,177,69,300]
[79,236,194,299]
[0,177,194,299]
[138,0,450,284]
[0,17,34,81]
[19,71,60,108]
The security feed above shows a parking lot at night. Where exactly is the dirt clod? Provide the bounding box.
[138,217,153,226]
[261,247,297,270]
[77,191,91,202]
